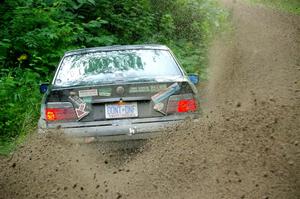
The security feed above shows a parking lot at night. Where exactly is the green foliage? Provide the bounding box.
[0,0,227,154]
[0,69,40,132]
[0,0,227,74]
[0,68,40,154]
[156,0,228,79]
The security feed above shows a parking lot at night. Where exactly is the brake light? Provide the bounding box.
[46,109,56,121]
[177,99,197,112]
[45,108,76,121]
[166,94,198,113]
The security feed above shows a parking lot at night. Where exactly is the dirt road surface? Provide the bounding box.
[1,0,299,198]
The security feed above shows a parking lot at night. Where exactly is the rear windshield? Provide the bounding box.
[54,49,183,87]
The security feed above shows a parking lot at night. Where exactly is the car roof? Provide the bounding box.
[64,44,170,56]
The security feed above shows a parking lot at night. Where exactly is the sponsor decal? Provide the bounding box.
[83,97,92,103]
[129,84,167,93]
[78,89,98,97]
[129,87,138,93]
[68,96,89,120]
[151,83,180,104]
[150,84,167,92]
[69,91,77,96]
[98,87,112,96]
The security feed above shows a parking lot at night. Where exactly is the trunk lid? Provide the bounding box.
[45,80,195,123]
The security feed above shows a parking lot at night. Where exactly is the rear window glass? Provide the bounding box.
[54,49,183,87]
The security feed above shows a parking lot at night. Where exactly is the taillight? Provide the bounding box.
[46,108,76,121]
[177,99,197,112]
[166,94,197,113]
[45,102,76,121]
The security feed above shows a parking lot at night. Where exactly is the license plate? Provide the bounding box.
[105,102,138,119]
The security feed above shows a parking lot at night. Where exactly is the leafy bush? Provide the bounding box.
[0,69,40,138]
[0,0,227,75]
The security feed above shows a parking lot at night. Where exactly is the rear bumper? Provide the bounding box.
[38,114,198,141]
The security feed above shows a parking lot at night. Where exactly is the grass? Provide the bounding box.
[0,130,33,156]
[245,0,300,15]
[0,112,37,156]
[0,138,16,156]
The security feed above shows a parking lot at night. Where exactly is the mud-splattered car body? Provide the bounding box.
[38,45,200,141]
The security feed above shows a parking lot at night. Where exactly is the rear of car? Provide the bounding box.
[38,45,200,141]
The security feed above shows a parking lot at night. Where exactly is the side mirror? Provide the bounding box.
[188,74,199,85]
[39,83,49,94]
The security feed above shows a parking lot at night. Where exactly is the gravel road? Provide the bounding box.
[0,0,299,198]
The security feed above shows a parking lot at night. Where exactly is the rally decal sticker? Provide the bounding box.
[68,96,90,120]
[78,89,98,97]
[151,83,180,104]
[98,88,112,96]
